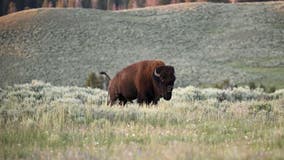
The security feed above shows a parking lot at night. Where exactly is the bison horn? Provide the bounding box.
[154,69,160,77]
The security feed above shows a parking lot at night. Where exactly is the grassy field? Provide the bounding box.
[1,2,284,159]
[226,57,284,89]
[0,2,284,88]
[1,81,284,159]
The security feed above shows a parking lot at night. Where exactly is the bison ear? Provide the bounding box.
[166,65,175,74]
[155,66,164,74]
[170,66,175,73]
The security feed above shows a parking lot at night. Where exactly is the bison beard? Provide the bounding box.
[100,60,176,105]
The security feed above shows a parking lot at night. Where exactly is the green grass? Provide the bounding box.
[1,82,284,159]
[227,58,284,89]
[1,102,284,159]
[243,67,284,89]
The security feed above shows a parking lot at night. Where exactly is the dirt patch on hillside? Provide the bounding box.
[0,9,40,27]
[274,3,284,12]
[119,2,204,12]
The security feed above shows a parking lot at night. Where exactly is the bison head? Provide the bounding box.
[153,66,176,100]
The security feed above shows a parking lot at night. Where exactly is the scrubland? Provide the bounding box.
[1,2,284,88]
[1,80,284,159]
[1,1,284,159]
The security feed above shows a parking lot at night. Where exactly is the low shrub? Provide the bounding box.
[249,103,272,115]
[85,72,107,90]
[249,82,256,90]
[269,86,276,93]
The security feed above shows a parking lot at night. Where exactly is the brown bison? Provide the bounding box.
[100,60,176,105]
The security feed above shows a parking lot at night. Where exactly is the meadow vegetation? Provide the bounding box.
[1,2,283,159]
[1,2,283,88]
[1,80,284,159]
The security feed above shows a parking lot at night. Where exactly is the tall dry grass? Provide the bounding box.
[0,80,284,159]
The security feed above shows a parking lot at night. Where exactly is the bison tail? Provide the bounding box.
[100,71,111,81]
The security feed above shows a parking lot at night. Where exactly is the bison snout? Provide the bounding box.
[163,92,172,100]
[167,86,173,92]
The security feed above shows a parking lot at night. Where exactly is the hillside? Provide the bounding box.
[0,2,284,88]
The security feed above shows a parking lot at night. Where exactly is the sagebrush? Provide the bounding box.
[0,80,284,159]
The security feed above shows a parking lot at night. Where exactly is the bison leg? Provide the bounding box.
[109,92,119,106]
[152,97,160,105]
[119,100,127,105]
[152,100,158,105]
[116,94,128,106]
[107,98,117,106]
[137,95,145,104]
[137,94,152,105]
[109,93,128,106]
[108,98,116,106]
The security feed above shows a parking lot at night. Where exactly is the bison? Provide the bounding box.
[100,60,176,105]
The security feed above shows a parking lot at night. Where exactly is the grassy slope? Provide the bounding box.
[0,82,284,159]
[0,2,284,88]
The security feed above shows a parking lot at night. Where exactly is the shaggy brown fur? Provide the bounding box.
[100,60,175,105]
